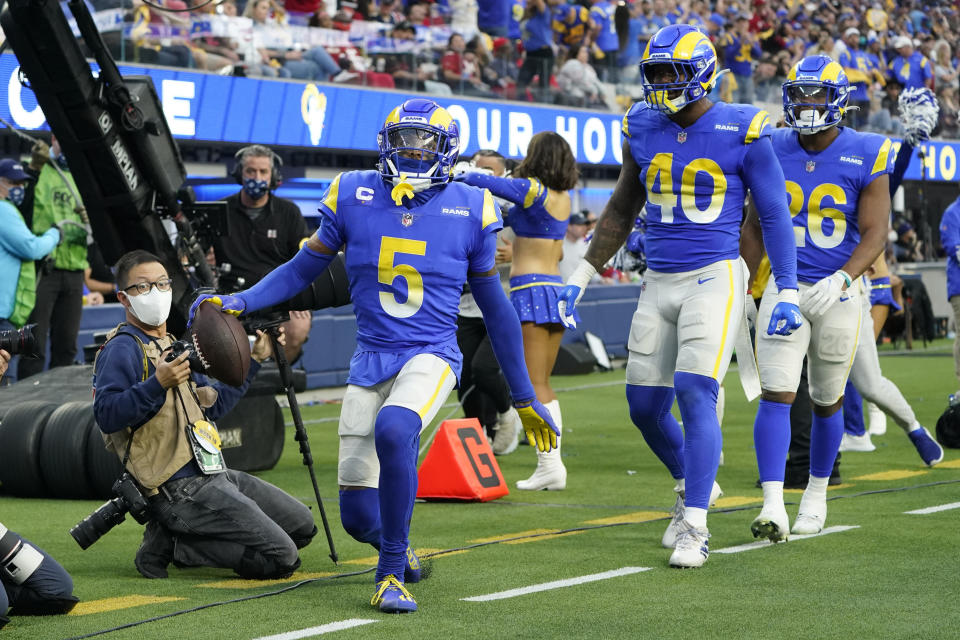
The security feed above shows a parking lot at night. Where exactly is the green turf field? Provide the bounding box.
[2,346,959,640]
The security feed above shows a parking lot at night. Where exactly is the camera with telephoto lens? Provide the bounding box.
[69,474,150,550]
[164,338,205,373]
[0,323,43,358]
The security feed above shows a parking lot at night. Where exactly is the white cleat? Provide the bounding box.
[669,521,710,568]
[751,502,790,542]
[663,481,722,548]
[709,480,723,507]
[867,402,887,436]
[791,493,827,535]
[491,408,521,456]
[661,492,685,548]
[839,432,876,452]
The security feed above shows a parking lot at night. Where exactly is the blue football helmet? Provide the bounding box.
[782,55,850,134]
[639,25,719,114]
[377,98,460,191]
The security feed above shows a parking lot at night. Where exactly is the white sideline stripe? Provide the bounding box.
[904,502,960,515]
[252,619,379,639]
[461,567,651,602]
[713,525,860,554]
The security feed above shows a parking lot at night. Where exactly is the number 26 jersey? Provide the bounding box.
[771,127,893,284]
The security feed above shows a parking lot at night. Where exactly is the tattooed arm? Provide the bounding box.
[584,141,646,270]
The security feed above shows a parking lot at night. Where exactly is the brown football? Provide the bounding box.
[190,302,251,387]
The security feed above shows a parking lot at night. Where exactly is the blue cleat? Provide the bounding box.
[909,427,944,467]
[371,575,417,613]
[404,546,422,583]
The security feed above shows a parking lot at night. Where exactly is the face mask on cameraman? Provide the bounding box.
[48,145,69,171]
[122,287,172,327]
[243,177,270,200]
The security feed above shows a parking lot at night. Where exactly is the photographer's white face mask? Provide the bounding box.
[125,288,172,327]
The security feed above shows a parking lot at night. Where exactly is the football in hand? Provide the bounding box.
[190,300,251,386]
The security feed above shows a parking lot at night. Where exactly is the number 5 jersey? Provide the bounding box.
[315,171,502,386]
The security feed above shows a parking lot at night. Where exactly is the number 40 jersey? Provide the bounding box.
[622,101,773,274]
[315,170,501,386]
[771,127,894,285]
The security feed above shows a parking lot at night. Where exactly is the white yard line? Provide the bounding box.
[461,567,651,602]
[904,501,960,515]
[252,619,379,640]
[713,525,860,554]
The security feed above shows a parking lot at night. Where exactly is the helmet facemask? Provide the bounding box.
[783,81,845,134]
[378,124,457,192]
[640,60,701,113]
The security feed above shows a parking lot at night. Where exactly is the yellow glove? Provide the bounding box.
[515,399,559,452]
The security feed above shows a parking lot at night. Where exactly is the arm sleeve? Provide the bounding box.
[235,244,335,315]
[468,269,536,404]
[890,141,912,196]
[93,337,168,434]
[457,173,546,209]
[0,209,59,261]
[742,136,798,290]
[196,359,262,421]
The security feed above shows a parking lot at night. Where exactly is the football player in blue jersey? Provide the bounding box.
[742,55,893,543]
[188,98,559,613]
[557,24,802,568]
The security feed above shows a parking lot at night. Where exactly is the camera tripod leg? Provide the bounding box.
[269,330,339,565]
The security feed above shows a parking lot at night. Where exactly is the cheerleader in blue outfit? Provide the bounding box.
[458,132,580,490]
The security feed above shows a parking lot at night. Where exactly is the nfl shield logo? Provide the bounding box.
[677,131,687,144]
[805,160,816,173]
[401,212,413,227]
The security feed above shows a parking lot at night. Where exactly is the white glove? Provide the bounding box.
[557,260,597,329]
[800,270,851,318]
[452,161,492,177]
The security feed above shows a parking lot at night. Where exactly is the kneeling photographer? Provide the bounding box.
[88,250,316,580]
[1,350,78,627]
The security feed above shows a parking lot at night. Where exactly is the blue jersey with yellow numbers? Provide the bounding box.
[553,4,590,46]
[622,101,772,273]
[315,171,502,385]
[771,127,894,284]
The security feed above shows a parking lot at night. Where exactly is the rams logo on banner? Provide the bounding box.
[301,84,328,146]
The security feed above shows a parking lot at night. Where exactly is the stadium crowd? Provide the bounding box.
[80,0,960,138]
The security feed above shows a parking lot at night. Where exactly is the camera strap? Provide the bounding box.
[174,386,226,475]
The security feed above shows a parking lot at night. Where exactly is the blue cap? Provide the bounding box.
[709,12,725,25]
[776,8,788,17]
[0,158,29,181]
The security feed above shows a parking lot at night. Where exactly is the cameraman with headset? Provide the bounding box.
[91,249,316,580]
[212,145,312,363]
[1,349,78,628]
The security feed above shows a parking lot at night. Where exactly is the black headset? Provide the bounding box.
[231,145,284,190]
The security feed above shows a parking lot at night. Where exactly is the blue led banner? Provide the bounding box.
[1,51,956,177]
[0,52,625,165]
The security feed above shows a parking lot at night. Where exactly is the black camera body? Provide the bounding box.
[164,338,206,374]
[0,324,42,359]
[69,473,150,550]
